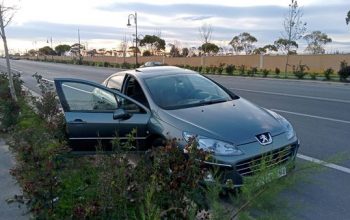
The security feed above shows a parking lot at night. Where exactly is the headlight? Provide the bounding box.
[266,109,295,140]
[183,132,243,156]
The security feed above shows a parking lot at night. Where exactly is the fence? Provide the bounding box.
[22,54,350,73]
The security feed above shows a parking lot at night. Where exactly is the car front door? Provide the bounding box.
[54,78,151,147]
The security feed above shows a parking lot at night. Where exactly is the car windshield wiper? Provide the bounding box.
[196,98,229,106]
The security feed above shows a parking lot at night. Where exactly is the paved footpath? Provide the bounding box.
[0,139,28,220]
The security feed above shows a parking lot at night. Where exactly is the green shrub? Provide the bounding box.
[114,63,121,68]
[198,66,203,73]
[338,60,350,81]
[323,68,334,81]
[310,72,318,80]
[247,67,258,77]
[184,64,191,70]
[225,65,235,75]
[121,62,131,69]
[216,63,225,75]
[211,66,217,74]
[275,67,281,77]
[103,61,110,67]
[238,65,246,75]
[293,64,309,79]
[205,66,211,74]
[262,69,270,77]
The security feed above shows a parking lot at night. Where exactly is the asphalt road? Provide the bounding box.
[1,59,350,220]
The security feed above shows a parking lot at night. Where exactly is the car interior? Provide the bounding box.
[124,77,149,108]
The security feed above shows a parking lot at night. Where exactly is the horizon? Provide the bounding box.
[2,0,350,54]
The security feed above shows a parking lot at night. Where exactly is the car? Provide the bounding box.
[140,61,164,67]
[54,66,299,187]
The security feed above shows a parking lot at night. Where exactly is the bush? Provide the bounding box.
[310,72,318,80]
[0,73,22,130]
[184,64,191,70]
[262,69,270,77]
[211,66,217,74]
[293,64,309,79]
[247,67,258,77]
[338,60,350,81]
[216,63,225,75]
[226,65,235,75]
[198,66,203,73]
[323,68,334,81]
[121,62,131,69]
[103,61,110,67]
[205,66,211,74]
[275,67,281,77]
[238,65,246,75]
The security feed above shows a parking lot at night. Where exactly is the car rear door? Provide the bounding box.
[54,78,151,145]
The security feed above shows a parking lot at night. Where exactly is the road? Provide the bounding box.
[1,59,350,220]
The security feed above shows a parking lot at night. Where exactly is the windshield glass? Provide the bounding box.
[145,74,233,110]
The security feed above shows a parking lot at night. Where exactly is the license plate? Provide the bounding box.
[257,166,287,186]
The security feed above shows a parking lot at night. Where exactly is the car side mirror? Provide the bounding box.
[113,109,131,120]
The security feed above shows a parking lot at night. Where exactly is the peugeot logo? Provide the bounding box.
[256,132,272,145]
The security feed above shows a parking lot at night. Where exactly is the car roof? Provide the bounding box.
[108,66,198,80]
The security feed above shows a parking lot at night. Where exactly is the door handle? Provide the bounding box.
[69,119,87,124]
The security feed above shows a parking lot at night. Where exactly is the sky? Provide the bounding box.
[3,0,350,54]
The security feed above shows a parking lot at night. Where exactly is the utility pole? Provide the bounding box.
[78,28,82,64]
[127,12,138,67]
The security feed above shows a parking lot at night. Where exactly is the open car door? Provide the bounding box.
[54,78,151,148]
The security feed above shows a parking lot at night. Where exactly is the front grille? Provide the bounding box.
[236,145,296,176]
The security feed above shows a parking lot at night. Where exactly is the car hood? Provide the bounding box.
[158,98,285,145]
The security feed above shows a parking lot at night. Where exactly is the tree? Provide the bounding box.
[199,23,212,44]
[142,50,151,56]
[303,31,332,54]
[229,32,258,55]
[38,46,56,55]
[274,38,298,54]
[0,1,18,101]
[169,45,180,57]
[199,43,219,54]
[139,35,165,55]
[346,10,350,25]
[229,36,244,54]
[182,48,189,57]
[253,44,278,55]
[28,49,37,56]
[281,0,307,74]
[198,23,213,55]
[119,34,128,62]
[70,43,85,56]
[55,44,71,56]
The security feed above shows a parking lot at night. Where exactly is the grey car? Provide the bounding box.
[54,66,299,186]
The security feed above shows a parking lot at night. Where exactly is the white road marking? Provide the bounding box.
[297,154,350,174]
[272,109,350,124]
[231,88,350,104]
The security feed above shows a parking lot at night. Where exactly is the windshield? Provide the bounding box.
[145,74,233,110]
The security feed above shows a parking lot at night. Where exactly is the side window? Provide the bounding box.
[107,74,125,91]
[60,81,145,114]
[61,82,118,111]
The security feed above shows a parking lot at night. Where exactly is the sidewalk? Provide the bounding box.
[0,139,28,220]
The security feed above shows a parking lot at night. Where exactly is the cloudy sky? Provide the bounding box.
[3,0,350,54]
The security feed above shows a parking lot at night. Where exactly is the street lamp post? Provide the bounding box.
[127,12,138,67]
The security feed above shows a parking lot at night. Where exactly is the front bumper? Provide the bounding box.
[202,140,300,188]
